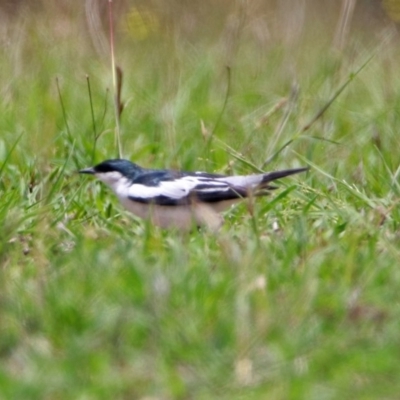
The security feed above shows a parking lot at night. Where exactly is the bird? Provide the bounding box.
[79,159,308,231]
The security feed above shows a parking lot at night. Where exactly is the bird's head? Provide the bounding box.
[79,159,143,187]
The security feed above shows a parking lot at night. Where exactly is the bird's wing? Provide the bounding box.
[127,171,248,206]
[126,167,308,206]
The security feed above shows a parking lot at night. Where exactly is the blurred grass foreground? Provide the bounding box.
[1,0,400,399]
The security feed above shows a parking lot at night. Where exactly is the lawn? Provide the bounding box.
[1,2,400,399]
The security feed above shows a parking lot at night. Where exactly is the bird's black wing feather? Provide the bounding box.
[126,167,307,206]
[131,170,182,186]
[128,170,247,206]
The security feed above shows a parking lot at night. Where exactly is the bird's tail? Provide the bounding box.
[259,167,309,190]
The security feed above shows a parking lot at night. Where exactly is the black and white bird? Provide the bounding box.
[79,159,308,230]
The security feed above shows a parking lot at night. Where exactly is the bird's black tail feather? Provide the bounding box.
[260,167,309,188]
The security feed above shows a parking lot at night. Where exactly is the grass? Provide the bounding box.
[1,3,400,399]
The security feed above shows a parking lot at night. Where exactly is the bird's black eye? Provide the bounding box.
[93,159,127,173]
[94,162,115,173]
[91,159,140,178]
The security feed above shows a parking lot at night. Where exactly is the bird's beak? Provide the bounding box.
[79,167,95,175]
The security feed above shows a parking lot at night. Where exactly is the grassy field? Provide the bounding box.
[1,3,400,399]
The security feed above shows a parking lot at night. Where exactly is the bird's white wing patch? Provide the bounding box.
[126,176,230,201]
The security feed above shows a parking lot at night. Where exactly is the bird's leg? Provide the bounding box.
[192,203,223,232]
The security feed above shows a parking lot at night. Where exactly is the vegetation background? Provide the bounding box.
[1,0,400,398]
